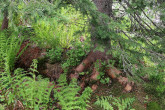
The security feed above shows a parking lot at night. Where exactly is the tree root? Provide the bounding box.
[72,50,134,92]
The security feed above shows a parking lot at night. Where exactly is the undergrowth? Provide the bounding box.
[32,5,90,49]
[46,47,64,63]
[62,42,90,69]
[95,96,135,110]
[54,74,92,110]
[0,58,93,109]
[0,1,164,110]
[0,31,24,72]
[0,59,53,109]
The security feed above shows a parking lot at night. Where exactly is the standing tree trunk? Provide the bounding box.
[91,0,113,50]
[1,10,9,30]
[74,0,134,92]
[92,0,113,17]
[74,0,114,77]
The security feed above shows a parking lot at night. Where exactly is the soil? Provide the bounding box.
[88,81,158,110]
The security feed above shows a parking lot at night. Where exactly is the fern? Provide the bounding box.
[54,74,92,110]
[0,32,7,71]
[32,5,89,49]
[0,104,5,110]
[0,59,54,109]
[112,97,135,110]
[0,31,23,72]
[95,96,135,110]
[95,96,114,110]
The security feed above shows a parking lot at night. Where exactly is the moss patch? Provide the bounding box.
[147,102,162,110]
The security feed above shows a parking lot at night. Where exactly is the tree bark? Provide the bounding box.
[74,0,114,75]
[92,0,113,17]
[1,11,9,30]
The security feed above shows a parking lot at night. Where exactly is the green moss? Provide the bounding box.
[147,102,161,110]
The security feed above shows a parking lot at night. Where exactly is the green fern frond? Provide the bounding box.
[95,96,114,110]
[0,31,23,72]
[0,59,54,109]
[54,74,92,110]
[95,96,135,110]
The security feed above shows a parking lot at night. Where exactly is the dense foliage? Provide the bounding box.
[0,0,164,109]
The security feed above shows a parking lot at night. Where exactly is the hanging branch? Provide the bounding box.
[118,41,133,75]
[140,8,164,32]
[118,1,163,49]
[120,30,165,59]
[124,0,164,38]
[124,1,154,30]
[118,2,151,33]
[112,2,155,46]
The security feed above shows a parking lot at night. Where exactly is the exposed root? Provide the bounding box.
[106,67,122,79]
[73,50,134,92]
[91,84,98,91]
[90,68,100,81]
[75,50,111,73]
[17,42,134,92]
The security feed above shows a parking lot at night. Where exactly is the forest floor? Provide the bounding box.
[15,42,162,110]
[89,81,158,110]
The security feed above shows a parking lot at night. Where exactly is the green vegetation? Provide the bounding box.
[0,59,53,109]
[0,0,165,109]
[54,74,92,110]
[95,96,135,110]
[147,102,162,110]
[62,43,90,69]
[0,31,24,72]
[46,47,63,63]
